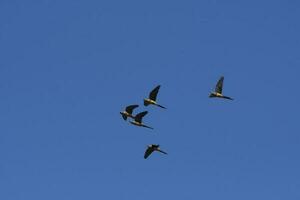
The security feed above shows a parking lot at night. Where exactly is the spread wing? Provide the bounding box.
[125,104,139,114]
[134,111,148,123]
[144,147,154,159]
[149,85,161,101]
[215,76,224,94]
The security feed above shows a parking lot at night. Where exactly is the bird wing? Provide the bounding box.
[134,111,148,123]
[215,76,224,94]
[149,85,161,101]
[144,147,154,159]
[125,104,139,114]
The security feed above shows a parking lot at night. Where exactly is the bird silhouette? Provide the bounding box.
[130,111,153,129]
[144,144,167,159]
[120,104,139,120]
[144,85,166,109]
[209,76,233,100]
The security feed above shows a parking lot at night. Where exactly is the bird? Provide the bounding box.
[144,85,166,109]
[144,144,167,159]
[120,104,139,121]
[130,111,153,129]
[209,76,233,100]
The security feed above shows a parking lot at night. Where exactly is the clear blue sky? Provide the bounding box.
[1,0,300,199]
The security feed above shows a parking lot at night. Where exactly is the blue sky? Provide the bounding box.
[1,0,300,199]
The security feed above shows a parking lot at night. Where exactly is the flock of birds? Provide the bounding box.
[120,76,233,159]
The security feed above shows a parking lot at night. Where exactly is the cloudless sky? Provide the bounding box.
[1,0,300,199]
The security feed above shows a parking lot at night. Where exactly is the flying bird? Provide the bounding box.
[209,76,233,100]
[144,144,167,159]
[130,111,153,129]
[120,104,139,120]
[144,85,166,109]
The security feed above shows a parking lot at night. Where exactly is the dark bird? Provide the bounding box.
[120,104,139,120]
[144,85,166,109]
[130,111,153,129]
[209,76,233,100]
[144,144,167,159]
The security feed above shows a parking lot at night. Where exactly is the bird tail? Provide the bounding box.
[143,125,154,130]
[158,149,167,155]
[223,96,234,100]
[157,104,167,109]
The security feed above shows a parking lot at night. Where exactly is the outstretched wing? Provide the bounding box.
[149,85,161,101]
[215,76,224,94]
[144,147,154,159]
[125,104,139,114]
[134,111,148,123]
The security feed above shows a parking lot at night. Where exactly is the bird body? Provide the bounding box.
[209,76,233,100]
[144,85,166,109]
[144,144,167,159]
[120,105,139,120]
[144,98,156,105]
[209,92,233,99]
[120,111,134,120]
[130,111,153,129]
[210,92,222,97]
